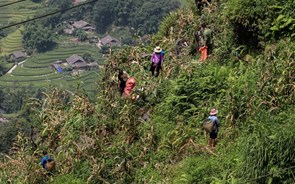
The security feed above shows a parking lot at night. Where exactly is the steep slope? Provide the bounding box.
[0,0,294,184]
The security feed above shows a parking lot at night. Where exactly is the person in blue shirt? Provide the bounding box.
[208,108,220,148]
[40,150,49,169]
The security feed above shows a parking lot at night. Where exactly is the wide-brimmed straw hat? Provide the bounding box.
[154,46,162,53]
[210,108,218,115]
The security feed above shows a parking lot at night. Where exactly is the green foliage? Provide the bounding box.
[49,174,85,184]
[92,0,114,33]
[1,1,295,183]
[22,22,56,53]
[74,29,87,42]
[0,87,37,113]
[0,121,18,153]
[226,0,295,41]
[157,63,229,122]
[171,156,222,184]
[92,0,180,35]
[238,110,295,184]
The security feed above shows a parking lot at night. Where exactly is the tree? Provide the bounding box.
[83,53,94,62]
[22,22,56,53]
[130,0,180,34]
[99,45,109,54]
[92,0,115,33]
[91,0,180,35]
[0,30,5,39]
[75,29,88,42]
[0,58,5,76]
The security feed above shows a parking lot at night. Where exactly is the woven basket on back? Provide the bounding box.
[203,119,214,133]
[46,160,55,171]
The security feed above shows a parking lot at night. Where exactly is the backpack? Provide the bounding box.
[202,118,214,133]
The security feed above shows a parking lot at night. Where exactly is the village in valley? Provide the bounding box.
[4,19,121,76]
[0,5,123,91]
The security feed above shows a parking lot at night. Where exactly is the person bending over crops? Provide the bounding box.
[208,108,220,147]
[200,23,213,56]
[118,70,129,96]
[40,150,55,172]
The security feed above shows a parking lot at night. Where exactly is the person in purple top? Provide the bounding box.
[208,108,220,148]
[151,46,164,77]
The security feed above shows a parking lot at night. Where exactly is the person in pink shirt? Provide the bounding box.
[151,46,164,77]
[124,77,136,97]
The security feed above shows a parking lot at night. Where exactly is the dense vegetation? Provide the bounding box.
[22,22,56,53]
[92,0,180,34]
[21,0,180,52]
[0,0,294,183]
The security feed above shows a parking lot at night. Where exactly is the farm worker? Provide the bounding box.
[193,30,204,55]
[195,0,212,10]
[199,45,208,61]
[195,0,203,10]
[151,46,164,77]
[118,70,129,96]
[190,28,204,56]
[124,77,136,97]
[208,108,220,148]
[40,150,55,171]
[201,23,213,55]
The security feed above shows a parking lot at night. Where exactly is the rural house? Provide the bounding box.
[51,55,99,73]
[9,51,26,62]
[72,20,95,32]
[63,20,95,35]
[96,35,121,48]
[66,54,88,69]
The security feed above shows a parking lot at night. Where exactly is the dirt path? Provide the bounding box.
[6,60,26,74]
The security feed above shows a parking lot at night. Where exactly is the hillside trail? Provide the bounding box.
[6,60,26,74]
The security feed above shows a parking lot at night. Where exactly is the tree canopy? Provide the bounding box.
[92,0,180,34]
[22,22,56,53]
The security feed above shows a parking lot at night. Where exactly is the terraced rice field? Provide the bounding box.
[0,45,103,91]
[0,1,104,92]
[0,28,23,54]
[0,0,42,56]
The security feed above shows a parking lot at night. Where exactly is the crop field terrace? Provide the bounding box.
[0,0,41,56]
[0,45,104,91]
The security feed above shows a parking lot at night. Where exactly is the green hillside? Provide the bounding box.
[0,0,294,184]
[0,0,41,55]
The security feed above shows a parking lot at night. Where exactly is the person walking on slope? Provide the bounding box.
[200,23,213,55]
[208,108,220,148]
[151,46,164,77]
[190,29,204,56]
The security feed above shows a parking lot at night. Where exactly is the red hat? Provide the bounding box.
[210,108,218,115]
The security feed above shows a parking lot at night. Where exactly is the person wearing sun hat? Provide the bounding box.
[151,46,164,77]
[208,108,220,148]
